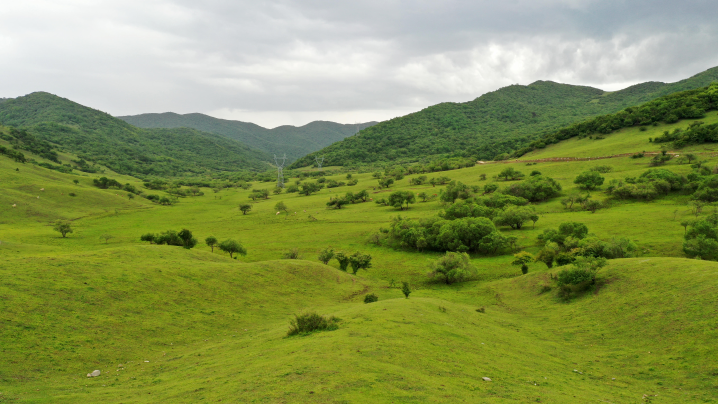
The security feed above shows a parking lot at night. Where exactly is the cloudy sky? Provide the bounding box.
[2,0,717,128]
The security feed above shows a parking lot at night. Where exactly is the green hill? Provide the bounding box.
[0,92,272,177]
[118,112,377,162]
[3,128,718,402]
[290,66,718,168]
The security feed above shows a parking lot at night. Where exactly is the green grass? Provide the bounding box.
[520,113,718,160]
[2,134,718,402]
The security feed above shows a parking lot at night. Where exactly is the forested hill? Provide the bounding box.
[289,66,718,168]
[118,112,377,162]
[0,92,272,177]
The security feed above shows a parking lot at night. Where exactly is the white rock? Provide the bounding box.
[87,370,101,377]
[482,377,491,382]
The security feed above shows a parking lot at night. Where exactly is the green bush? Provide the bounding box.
[364,294,379,304]
[286,313,340,336]
[503,175,562,202]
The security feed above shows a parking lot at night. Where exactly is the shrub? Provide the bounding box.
[68,192,76,197]
[334,252,351,271]
[497,167,525,181]
[503,175,562,202]
[364,294,378,303]
[286,313,340,336]
[556,257,607,298]
[401,282,411,298]
[283,248,301,259]
[349,252,372,274]
[574,171,605,190]
[429,252,475,284]
[493,205,538,230]
[511,251,534,274]
[591,165,613,173]
[318,247,334,264]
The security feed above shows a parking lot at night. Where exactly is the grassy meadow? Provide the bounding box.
[2,124,718,402]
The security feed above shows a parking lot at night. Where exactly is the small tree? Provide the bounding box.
[275,201,288,214]
[378,177,395,189]
[498,167,524,181]
[349,252,372,275]
[574,171,605,190]
[401,281,411,298]
[219,239,247,259]
[511,251,534,274]
[584,199,601,213]
[418,192,428,202]
[388,191,416,210]
[140,233,156,244]
[334,252,351,272]
[273,187,283,195]
[239,204,252,215]
[177,229,198,249]
[100,234,113,244]
[127,193,135,200]
[318,247,334,264]
[429,252,475,284]
[686,153,697,164]
[205,236,218,252]
[53,221,73,238]
[493,205,537,230]
[73,179,79,185]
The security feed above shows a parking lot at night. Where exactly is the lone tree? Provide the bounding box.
[318,247,334,264]
[349,252,372,275]
[100,234,113,244]
[275,201,289,214]
[219,239,247,259]
[388,191,416,210]
[239,204,252,215]
[401,282,411,298]
[429,252,475,284]
[177,229,198,249]
[53,221,73,238]
[512,251,534,274]
[205,236,218,252]
[574,171,605,190]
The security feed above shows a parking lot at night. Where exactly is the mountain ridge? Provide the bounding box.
[289,65,718,168]
[118,111,377,162]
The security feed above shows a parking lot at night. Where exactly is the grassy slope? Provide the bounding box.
[2,128,718,402]
[520,112,718,160]
[0,93,272,176]
[118,112,377,162]
[290,66,718,168]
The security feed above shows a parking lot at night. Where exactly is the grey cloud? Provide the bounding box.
[1,0,717,127]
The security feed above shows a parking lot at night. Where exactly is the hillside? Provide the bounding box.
[0,92,272,177]
[290,65,718,168]
[118,112,377,162]
[3,122,718,402]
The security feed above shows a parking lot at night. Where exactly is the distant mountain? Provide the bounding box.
[118,112,377,162]
[0,92,272,176]
[289,66,718,168]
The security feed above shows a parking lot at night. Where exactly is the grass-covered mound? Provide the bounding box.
[2,257,716,403]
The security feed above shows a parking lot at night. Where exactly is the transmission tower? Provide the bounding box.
[315,155,324,171]
[274,154,287,188]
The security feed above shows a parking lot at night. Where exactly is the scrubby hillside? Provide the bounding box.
[119,112,377,162]
[290,65,718,168]
[0,92,272,176]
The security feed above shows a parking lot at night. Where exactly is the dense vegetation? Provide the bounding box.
[119,112,377,162]
[0,92,272,177]
[290,66,718,168]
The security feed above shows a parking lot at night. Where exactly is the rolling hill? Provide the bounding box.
[0,92,272,177]
[118,112,377,162]
[290,65,718,168]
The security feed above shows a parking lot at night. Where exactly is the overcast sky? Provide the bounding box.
[2,0,717,128]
